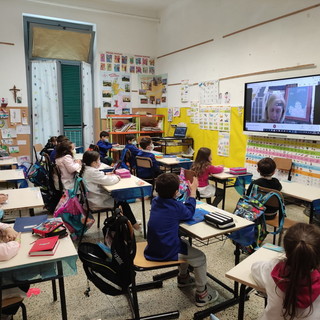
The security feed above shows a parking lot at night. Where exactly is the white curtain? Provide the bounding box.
[81,62,94,148]
[31,60,61,146]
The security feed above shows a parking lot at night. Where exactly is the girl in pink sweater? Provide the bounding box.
[191,147,224,207]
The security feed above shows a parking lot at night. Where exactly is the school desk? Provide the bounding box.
[156,156,193,172]
[102,175,152,238]
[225,247,283,320]
[281,181,320,224]
[210,168,253,210]
[0,230,78,320]
[0,187,44,217]
[0,169,24,182]
[179,202,254,320]
[0,157,18,168]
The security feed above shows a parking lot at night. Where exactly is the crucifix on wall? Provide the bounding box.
[9,85,20,103]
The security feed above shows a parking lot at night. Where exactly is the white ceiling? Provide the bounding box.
[28,0,177,20]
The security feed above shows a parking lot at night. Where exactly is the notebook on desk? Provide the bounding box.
[161,127,187,139]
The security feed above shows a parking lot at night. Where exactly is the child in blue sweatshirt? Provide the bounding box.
[144,173,218,307]
[96,131,119,165]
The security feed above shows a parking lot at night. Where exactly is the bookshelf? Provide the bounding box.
[101,114,164,144]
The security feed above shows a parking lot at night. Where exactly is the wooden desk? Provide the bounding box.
[210,169,253,210]
[156,157,193,172]
[281,181,320,223]
[103,175,152,238]
[179,203,254,320]
[225,247,283,320]
[0,231,78,320]
[0,157,18,168]
[0,169,24,182]
[1,187,44,216]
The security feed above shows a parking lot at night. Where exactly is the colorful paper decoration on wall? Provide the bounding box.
[100,71,131,116]
[100,52,155,75]
[246,136,320,187]
[138,74,168,108]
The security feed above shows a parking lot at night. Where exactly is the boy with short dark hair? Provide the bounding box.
[96,131,119,165]
[136,137,162,178]
[247,157,282,219]
[144,173,219,307]
[122,134,140,169]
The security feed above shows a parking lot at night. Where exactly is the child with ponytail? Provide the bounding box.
[80,151,141,233]
[191,147,224,207]
[251,223,320,319]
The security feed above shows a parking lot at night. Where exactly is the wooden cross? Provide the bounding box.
[9,85,20,103]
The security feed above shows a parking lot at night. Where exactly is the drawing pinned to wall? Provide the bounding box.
[2,139,13,145]
[218,132,230,157]
[8,146,19,153]
[1,128,17,138]
[199,80,219,105]
[10,109,21,123]
[181,80,189,103]
[224,91,231,104]
[100,52,155,74]
[138,74,168,108]
[173,107,180,117]
[168,108,173,122]
[0,119,7,129]
[199,106,231,131]
[100,71,131,116]
[16,125,30,135]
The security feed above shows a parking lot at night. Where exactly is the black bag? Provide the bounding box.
[78,209,136,296]
[204,212,235,229]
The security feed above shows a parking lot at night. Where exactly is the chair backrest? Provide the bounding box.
[257,186,284,208]
[273,157,293,181]
[136,156,153,169]
[184,169,195,183]
[33,143,44,162]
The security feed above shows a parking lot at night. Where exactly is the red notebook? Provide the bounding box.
[29,236,60,256]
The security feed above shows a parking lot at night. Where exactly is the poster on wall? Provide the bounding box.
[199,80,219,105]
[100,71,131,117]
[218,132,230,157]
[181,79,189,103]
[100,52,155,75]
[138,74,168,107]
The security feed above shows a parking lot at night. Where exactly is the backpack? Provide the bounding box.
[228,184,285,254]
[27,154,62,214]
[78,209,136,296]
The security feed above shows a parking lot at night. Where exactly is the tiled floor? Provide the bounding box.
[8,187,310,320]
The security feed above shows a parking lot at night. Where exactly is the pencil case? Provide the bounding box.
[229,167,247,175]
[115,168,131,178]
[204,212,235,229]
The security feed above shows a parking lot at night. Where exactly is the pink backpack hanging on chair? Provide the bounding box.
[54,176,95,240]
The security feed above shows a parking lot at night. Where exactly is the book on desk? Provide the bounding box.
[29,235,60,256]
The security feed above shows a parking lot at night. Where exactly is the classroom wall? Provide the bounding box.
[0,0,158,112]
[155,0,320,167]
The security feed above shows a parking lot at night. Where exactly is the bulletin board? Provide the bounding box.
[0,106,31,162]
[156,106,247,168]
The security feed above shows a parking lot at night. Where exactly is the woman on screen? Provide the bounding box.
[264,93,286,123]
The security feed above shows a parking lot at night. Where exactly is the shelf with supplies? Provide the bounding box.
[151,137,194,157]
[101,114,164,145]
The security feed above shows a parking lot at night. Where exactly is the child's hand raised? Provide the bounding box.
[187,176,199,198]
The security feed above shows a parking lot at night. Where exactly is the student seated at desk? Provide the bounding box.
[55,140,82,190]
[191,147,224,207]
[136,137,162,179]
[251,223,320,320]
[144,173,219,307]
[246,157,282,220]
[49,135,69,163]
[80,151,141,233]
[41,136,57,156]
[97,131,119,166]
[123,134,140,169]
[0,221,29,319]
